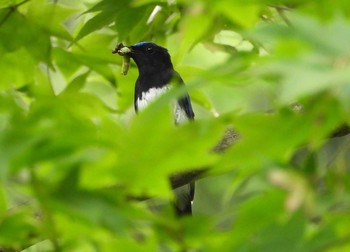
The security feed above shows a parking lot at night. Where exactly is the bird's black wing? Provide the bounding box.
[134,77,141,112]
[173,71,195,120]
[178,94,195,120]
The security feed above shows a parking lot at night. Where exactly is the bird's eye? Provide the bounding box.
[146,47,154,54]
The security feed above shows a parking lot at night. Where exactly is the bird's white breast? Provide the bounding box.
[173,103,188,124]
[137,86,169,110]
[137,86,188,124]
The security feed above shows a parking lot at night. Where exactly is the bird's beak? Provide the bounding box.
[112,43,131,56]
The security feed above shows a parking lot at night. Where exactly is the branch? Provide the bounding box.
[168,117,350,190]
[170,169,208,189]
[169,128,239,189]
[330,124,350,138]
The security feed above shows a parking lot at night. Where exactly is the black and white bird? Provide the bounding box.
[118,41,195,215]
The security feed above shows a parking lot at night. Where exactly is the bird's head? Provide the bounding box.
[117,42,173,74]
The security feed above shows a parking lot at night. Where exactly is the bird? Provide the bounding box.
[116,41,195,215]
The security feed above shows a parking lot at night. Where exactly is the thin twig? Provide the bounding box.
[275,6,293,27]
[0,0,32,27]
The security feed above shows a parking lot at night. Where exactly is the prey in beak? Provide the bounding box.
[112,42,131,75]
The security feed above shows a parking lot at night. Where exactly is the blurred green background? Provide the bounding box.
[1,0,350,251]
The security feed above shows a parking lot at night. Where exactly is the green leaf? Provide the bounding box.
[0,48,36,89]
[0,10,51,66]
[0,183,6,213]
[74,0,129,42]
[27,0,74,40]
[114,3,155,41]
[215,1,261,28]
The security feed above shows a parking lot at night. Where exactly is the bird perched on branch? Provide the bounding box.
[113,42,195,215]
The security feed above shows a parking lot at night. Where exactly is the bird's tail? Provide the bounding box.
[173,182,195,216]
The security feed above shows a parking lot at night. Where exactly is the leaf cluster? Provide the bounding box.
[1,0,350,251]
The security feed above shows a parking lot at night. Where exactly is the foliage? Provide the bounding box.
[1,0,350,251]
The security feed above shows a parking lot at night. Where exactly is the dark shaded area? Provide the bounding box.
[330,124,350,138]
